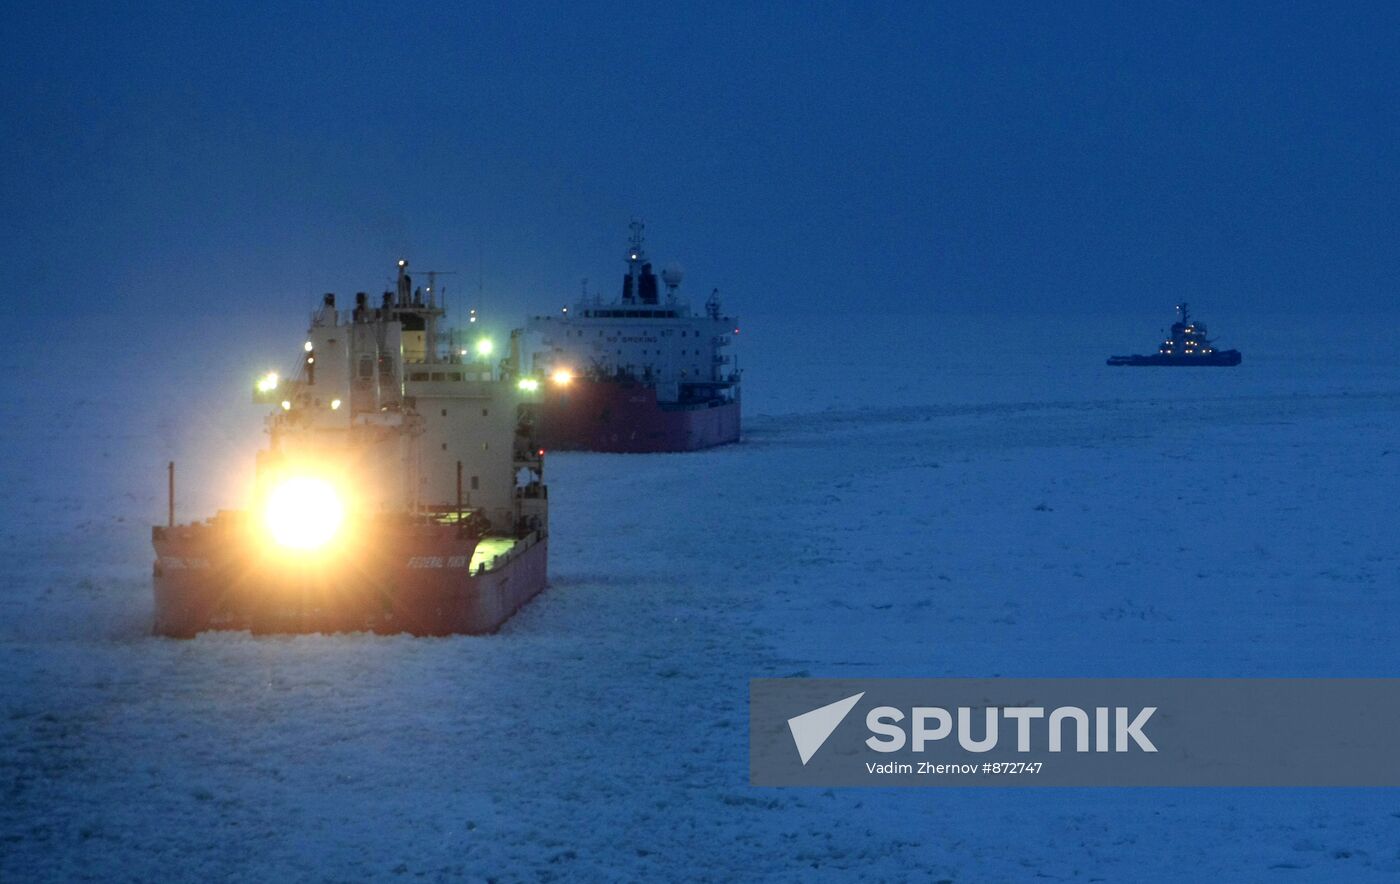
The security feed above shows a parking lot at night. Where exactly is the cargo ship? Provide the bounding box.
[151,261,548,637]
[521,222,740,452]
[1107,303,1242,367]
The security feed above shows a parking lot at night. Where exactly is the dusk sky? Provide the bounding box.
[5,1,1398,321]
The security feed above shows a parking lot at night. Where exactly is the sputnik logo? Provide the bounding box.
[787,692,865,765]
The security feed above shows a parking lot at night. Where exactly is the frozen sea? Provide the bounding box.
[3,308,1400,881]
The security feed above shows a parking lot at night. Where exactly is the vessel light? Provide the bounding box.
[256,371,280,394]
[476,338,494,357]
[304,341,314,352]
[263,477,345,551]
[551,368,574,386]
[280,400,292,411]
[517,377,540,392]
[330,399,342,410]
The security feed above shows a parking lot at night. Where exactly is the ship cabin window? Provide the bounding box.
[431,372,445,381]
[358,357,374,379]
[448,372,462,381]
[441,409,448,417]
[482,408,489,417]
[471,476,479,490]
[441,443,447,451]
[410,372,429,381]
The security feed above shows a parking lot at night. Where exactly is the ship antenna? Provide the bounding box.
[420,269,458,311]
[623,219,646,303]
[396,258,411,307]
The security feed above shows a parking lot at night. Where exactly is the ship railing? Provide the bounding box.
[473,528,544,575]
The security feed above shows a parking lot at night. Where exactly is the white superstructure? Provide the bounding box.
[523,222,740,406]
[259,261,545,534]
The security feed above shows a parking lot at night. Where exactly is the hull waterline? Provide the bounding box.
[1106,351,1242,367]
[536,378,740,452]
[152,522,548,637]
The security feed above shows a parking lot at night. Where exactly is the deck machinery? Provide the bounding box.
[151,261,548,637]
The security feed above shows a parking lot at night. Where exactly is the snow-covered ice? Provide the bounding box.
[3,310,1400,881]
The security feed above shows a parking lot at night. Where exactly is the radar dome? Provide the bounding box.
[661,263,684,288]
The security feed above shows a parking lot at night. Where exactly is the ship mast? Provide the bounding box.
[623,220,645,303]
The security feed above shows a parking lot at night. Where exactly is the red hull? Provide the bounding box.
[536,378,740,453]
[152,520,547,637]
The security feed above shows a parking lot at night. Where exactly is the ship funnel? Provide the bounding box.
[639,262,659,304]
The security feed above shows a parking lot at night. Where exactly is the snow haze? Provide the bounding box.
[4,311,1400,879]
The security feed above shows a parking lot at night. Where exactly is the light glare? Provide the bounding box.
[263,477,345,550]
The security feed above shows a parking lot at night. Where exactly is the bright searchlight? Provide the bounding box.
[263,477,345,550]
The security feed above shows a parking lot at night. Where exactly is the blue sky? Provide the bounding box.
[4,1,1398,320]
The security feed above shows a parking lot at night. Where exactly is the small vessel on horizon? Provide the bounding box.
[1107,303,1242,367]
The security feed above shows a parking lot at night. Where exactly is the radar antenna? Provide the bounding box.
[420,270,458,309]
